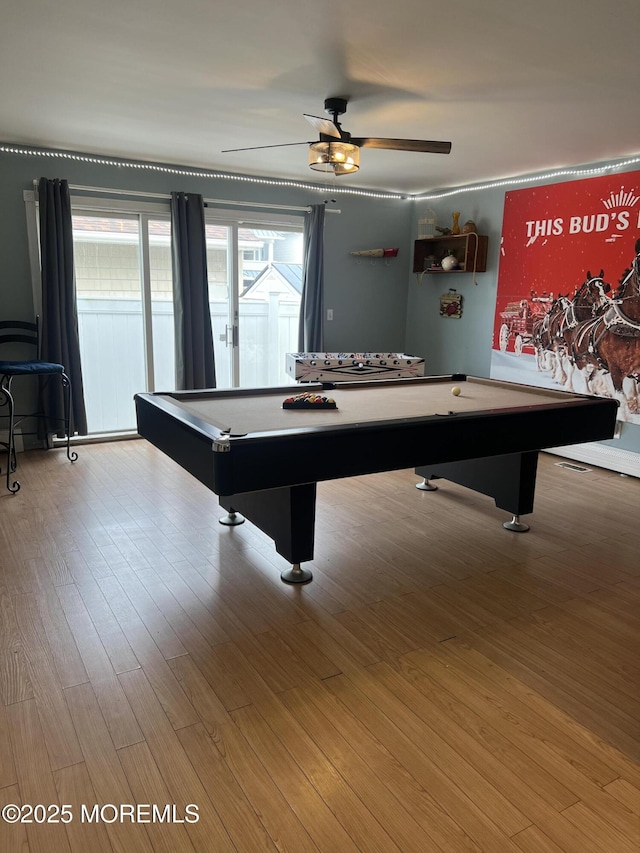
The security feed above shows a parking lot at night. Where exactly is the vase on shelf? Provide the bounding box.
[451,212,461,235]
[440,252,459,271]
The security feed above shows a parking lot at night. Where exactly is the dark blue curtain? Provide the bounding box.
[170,192,216,389]
[38,177,87,435]
[298,204,325,352]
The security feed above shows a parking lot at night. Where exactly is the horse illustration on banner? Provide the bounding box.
[531,239,640,419]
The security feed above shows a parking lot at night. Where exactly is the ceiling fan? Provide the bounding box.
[222,97,451,176]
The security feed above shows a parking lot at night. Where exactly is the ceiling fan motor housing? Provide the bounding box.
[324,97,348,116]
[319,131,351,143]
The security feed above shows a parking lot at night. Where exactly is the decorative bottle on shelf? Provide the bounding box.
[451,212,461,235]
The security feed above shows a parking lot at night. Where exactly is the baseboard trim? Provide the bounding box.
[548,443,640,478]
[0,429,24,453]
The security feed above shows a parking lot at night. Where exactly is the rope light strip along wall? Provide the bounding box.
[3,144,640,201]
[413,156,640,201]
[2,145,405,200]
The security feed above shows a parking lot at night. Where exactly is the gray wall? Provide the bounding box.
[322,195,412,352]
[406,193,500,377]
[406,159,640,453]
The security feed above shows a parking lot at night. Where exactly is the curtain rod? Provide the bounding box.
[64,184,340,213]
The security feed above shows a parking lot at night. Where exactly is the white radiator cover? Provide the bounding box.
[548,443,640,478]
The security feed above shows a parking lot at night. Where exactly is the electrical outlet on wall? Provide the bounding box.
[327,309,334,321]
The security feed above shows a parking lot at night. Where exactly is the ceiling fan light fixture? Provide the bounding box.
[309,141,360,175]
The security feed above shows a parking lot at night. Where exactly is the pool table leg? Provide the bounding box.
[281,564,313,584]
[415,451,538,530]
[219,483,316,583]
[502,515,530,532]
[416,478,438,491]
[219,510,245,526]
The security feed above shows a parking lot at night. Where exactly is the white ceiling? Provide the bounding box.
[2,0,640,195]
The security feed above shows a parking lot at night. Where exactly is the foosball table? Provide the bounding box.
[286,352,425,383]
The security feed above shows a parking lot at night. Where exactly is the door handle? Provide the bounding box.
[219,324,234,346]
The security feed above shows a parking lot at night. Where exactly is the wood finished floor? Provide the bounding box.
[0,441,639,852]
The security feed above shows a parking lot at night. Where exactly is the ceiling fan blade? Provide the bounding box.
[222,141,313,153]
[303,114,341,139]
[351,137,452,154]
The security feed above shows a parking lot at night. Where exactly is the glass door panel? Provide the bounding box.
[148,218,175,392]
[73,213,146,433]
[206,223,233,389]
[237,227,303,387]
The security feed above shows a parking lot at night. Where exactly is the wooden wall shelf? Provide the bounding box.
[413,233,488,274]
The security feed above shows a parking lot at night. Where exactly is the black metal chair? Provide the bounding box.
[0,319,77,493]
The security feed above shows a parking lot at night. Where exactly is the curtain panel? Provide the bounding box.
[298,203,325,352]
[38,177,88,436]
[170,192,216,390]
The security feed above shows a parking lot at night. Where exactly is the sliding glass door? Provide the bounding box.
[207,219,304,388]
[69,202,303,434]
[72,211,185,433]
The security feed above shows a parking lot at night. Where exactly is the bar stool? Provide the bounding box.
[0,319,77,493]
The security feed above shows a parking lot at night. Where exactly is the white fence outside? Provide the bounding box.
[78,297,299,433]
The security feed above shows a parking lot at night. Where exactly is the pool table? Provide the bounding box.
[134,375,618,583]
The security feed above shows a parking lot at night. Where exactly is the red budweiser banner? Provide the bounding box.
[490,170,640,422]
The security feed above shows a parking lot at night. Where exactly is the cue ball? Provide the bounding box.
[451,386,461,396]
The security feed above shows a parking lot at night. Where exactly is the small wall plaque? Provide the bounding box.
[440,290,463,319]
